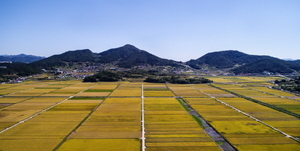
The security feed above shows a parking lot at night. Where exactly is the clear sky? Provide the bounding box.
[1,0,299,61]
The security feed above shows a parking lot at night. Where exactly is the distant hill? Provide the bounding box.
[231,58,300,74]
[97,44,180,68]
[186,50,273,69]
[288,60,300,65]
[0,54,45,63]
[0,62,42,79]
[31,49,96,69]
[2,45,300,79]
[32,44,181,69]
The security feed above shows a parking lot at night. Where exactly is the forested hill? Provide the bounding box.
[31,49,96,69]
[185,50,273,69]
[1,45,300,78]
[31,44,181,69]
[185,50,300,74]
[288,60,300,66]
[97,44,180,68]
[0,54,45,63]
[231,58,300,74]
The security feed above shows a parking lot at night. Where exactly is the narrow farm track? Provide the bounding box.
[165,84,236,151]
[0,83,98,134]
[53,83,111,150]
[54,83,141,151]
[141,84,146,151]
[177,97,236,151]
[190,85,300,143]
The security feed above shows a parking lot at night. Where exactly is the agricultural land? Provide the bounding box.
[0,76,299,151]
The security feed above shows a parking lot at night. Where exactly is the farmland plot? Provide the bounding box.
[0,82,48,96]
[167,84,208,97]
[213,84,276,98]
[205,77,233,83]
[0,98,66,131]
[61,85,142,151]
[249,86,297,97]
[109,83,141,97]
[184,97,300,150]
[42,82,94,97]
[192,84,235,97]
[0,79,299,150]
[213,84,300,116]
[76,83,118,97]
[255,97,300,114]
[145,98,221,151]
[218,97,300,137]
[144,84,175,97]
[0,96,103,151]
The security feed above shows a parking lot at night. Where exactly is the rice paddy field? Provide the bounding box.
[213,84,300,116]
[144,97,221,151]
[0,76,299,151]
[184,97,300,150]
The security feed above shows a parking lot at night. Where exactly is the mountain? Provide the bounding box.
[0,54,45,63]
[2,46,299,78]
[231,58,300,74]
[31,49,96,69]
[0,62,42,79]
[31,44,181,69]
[186,50,300,74]
[288,60,300,65]
[97,44,179,68]
[186,50,273,69]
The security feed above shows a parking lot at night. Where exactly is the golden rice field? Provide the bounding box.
[109,89,141,96]
[144,97,221,151]
[213,83,300,116]
[57,139,140,151]
[205,76,234,83]
[255,98,300,114]
[184,97,300,150]
[167,84,208,97]
[213,84,277,98]
[0,78,299,150]
[192,84,236,97]
[249,86,297,97]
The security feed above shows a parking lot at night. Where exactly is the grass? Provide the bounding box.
[191,115,205,128]
[176,98,191,112]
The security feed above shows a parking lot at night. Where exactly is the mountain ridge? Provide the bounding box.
[185,50,275,69]
[32,44,181,69]
[1,45,300,77]
[0,54,46,63]
[231,58,300,74]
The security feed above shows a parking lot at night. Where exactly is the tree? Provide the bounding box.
[83,76,97,82]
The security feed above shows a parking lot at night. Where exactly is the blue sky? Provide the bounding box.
[1,0,299,61]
